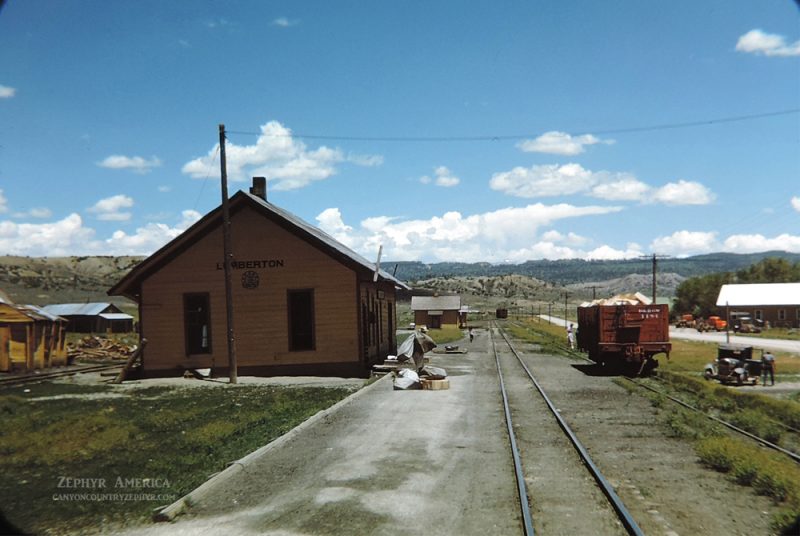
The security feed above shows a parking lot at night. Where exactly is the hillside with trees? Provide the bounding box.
[391,251,800,285]
[673,257,800,317]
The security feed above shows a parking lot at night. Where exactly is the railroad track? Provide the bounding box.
[0,363,123,388]
[491,322,644,535]
[505,318,800,465]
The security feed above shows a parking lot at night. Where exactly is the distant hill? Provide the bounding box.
[2,251,798,309]
[0,256,143,309]
[388,251,800,284]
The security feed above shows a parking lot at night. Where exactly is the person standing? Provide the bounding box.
[761,351,776,386]
[469,327,474,343]
[567,323,575,350]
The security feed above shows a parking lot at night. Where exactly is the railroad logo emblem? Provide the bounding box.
[241,270,260,289]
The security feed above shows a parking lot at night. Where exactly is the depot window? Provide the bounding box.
[288,289,315,351]
[184,293,211,355]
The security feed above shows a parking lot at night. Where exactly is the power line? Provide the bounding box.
[225,107,800,143]
[191,144,220,212]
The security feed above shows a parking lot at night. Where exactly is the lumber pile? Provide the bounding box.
[68,336,137,361]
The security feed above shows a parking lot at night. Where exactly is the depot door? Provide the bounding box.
[0,327,9,372]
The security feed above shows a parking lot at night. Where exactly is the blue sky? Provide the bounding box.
[0,1,798,263]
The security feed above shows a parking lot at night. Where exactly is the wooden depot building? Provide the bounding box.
[411,295,465,329]
[109,178,409,378]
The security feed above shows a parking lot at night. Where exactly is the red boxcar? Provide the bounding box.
[577,303,671,372]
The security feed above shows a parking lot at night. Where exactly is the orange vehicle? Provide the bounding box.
[675,313,695,328]
[705,316,727,331]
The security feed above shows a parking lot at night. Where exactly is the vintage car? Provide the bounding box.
[703,344,762,385]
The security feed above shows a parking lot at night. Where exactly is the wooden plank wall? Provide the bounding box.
[139,206,361,373]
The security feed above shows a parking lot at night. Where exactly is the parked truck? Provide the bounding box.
[697,316,727,332]
[674,314,696,328]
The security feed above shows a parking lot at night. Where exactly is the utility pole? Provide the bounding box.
[651,254,657,304]
[219,124,238,384]
[564,292,569,327]
[640,253,670,304]
[589,285,598,300]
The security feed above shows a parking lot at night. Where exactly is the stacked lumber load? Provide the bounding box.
[67,336,136,361]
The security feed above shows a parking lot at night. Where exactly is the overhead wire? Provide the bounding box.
[191,144,220,212]
[224,107,800,142]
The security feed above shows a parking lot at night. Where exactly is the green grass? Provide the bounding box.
[658,337,800,379]
[504,319,800,532]
[632,372,800,533]
[425,325,465,344]
[732,328,800,342]
[505,319,575,357]
[0,382,357,535]
[696,437,800,534]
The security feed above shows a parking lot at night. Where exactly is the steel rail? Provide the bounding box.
[625,378,800,464]
[497,325,645,536]
[490,324,535,536]
[0,363,123,388]
[506,319,800,464]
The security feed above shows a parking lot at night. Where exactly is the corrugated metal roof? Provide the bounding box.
[411,296,462,311]
[42,303,114,316]
[99,313,134,321]
[23,304,67,322]
[247,192,409,289]
[717,283,800,306]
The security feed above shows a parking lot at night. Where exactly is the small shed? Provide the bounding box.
[41,303,134,333]
[717,283,800,328]
[0,300,68,372]
[411,295,464,329]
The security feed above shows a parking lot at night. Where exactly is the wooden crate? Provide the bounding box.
[421,378,450,390]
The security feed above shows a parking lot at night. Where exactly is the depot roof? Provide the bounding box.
[716,283,800,306]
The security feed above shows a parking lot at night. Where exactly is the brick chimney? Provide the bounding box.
[250,176,267,201]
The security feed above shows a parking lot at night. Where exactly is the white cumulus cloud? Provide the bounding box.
[517,131,613,156]
[722,233,800,254]
[0,214,98,256]
[490,163,597,198]
[420,166,460,187]
[791,196,800,212]
[651,180,715,205]
[650,230,718,256]
[98,155,162,174]
[0,85,16,98]
[182,121,380,191]
[490,163,715,206]
[87,194,134,221]
[315,202,624,263]
[0,210,201,257]
[736,29,800,57]
[590,176,651,201]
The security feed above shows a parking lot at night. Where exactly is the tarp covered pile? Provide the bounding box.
[580,292,652,308]
[392,331,449,390]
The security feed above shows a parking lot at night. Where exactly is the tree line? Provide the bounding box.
[672,257,800,318]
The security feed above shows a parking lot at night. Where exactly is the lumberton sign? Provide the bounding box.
[216,259,285,270]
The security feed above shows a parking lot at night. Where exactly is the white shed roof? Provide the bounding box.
[411,295,462,311]
[716,283,800,306]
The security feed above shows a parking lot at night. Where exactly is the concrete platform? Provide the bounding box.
[118,331,518,535]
